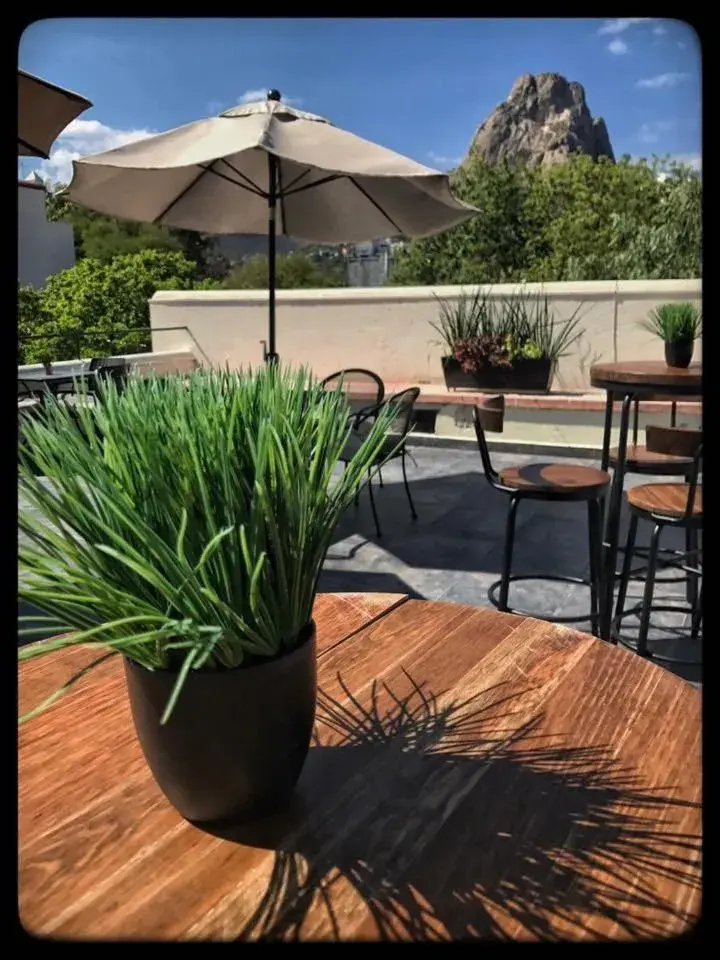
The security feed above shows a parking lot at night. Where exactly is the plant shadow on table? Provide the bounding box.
[203,675,700,942]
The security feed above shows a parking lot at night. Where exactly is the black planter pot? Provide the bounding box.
[664,339,694,369]
[441,356,554,393]
[124,622,317,824]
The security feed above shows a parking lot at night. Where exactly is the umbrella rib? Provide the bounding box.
[153,164,214,224]
[18,137,48,159]
[283,173,343,197]
[348,177,403,236]
[205,164,266,196]
[281,168,312,194]
[217,159,267,197]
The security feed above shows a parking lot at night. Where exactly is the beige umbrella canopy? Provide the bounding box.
[18,70,92,160]
[68,90,477,361]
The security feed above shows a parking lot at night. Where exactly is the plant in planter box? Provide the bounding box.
[18,367,398,824]
[432,287,585,392]
[639,302,702,368]
[430,288,498,389]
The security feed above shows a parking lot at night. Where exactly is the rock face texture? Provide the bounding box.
[465,73,615,167]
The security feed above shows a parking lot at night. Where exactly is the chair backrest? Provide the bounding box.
[90,356,128,371]
[472,396,505,483]
[646,426,702,460]
[90,357,130,390]
[382,387,421,439]
[320,368,385,407]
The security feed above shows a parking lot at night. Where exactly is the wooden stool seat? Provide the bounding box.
[609,444,693,472]
[627,482,702,519]
[499,463,609,498]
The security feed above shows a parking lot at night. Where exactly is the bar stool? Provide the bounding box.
[473,398,609,637]
[608,398,701,599]
[612,437,702,665]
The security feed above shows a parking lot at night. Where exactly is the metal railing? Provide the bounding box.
[17,325,212,367]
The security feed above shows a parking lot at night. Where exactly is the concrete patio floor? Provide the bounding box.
[319,444,702,687]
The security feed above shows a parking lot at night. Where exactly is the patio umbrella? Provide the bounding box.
[67,90,477,362]
[18,70,92,159]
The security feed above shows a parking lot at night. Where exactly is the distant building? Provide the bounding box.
[18,174,75,287]
[344,237,400,287]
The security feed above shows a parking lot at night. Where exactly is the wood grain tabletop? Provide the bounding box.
[590,361,702,394]
[18,593,701,942]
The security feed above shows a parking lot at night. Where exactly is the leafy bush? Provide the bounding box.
[222,252,345,289]
[431,288,585,371]
[18,249,204,364]
[18,366,398,723]
[389,154,701,286]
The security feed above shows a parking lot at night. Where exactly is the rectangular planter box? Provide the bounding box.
[441,356,554,393]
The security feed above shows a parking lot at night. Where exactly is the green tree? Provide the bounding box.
[19,249,203,364]
[222,252,346,289]
[45,185,223,279]
[387,153,701,285]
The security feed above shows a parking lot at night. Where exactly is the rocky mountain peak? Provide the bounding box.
[465,72,614,168]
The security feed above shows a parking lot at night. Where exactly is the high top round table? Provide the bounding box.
[19,593,701,941]
[589,361,702,640]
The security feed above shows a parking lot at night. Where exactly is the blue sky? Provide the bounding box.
[19,17,701,184]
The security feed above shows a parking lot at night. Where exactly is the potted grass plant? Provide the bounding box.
[18,367,398,825]
[639,302,702,369]
[432,288,585,393]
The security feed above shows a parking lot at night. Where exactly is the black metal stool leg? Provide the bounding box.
[685,526,698,607]
[587,499,603,637]
[614,512,639,636]
[367,472,382,538]
[690,585,703,643]
[401,449,418,520]
[637,523,662,656]
[498,497,520,612]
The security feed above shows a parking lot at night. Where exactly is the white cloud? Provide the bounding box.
[653,24,667,36]
[238,88,268,104]
[607,38,629,55]
[237,88,303,106]
[637,72,690,89]
[427,151,462,169]
[638,120,675,144]
[27,118,155,185]
[598,18,651,36]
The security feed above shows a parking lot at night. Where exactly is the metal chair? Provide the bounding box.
[320,368,385,413]
[612,435,702,665]
[88,357,130,392]
[340,387,420,538]
[473,397,610,636]
[322,368,387,484]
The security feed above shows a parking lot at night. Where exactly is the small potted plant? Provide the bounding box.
[432,288,584,393]
[639,302,702,369]
[18,367,397,825]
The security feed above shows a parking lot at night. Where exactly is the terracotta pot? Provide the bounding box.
[124,622,317,824]
[664,339,694,369]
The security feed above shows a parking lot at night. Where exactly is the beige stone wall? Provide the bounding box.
[149,280,701,392]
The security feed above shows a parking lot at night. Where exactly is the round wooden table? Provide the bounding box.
[589,361,702,640]
[19,594,701,941]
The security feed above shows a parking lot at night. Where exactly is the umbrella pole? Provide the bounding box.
[265,152,279,365]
